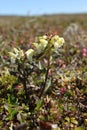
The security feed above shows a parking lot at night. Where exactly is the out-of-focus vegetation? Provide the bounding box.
[0,14,87,130]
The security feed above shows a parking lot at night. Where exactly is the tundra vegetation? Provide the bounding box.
[0,15,87,130]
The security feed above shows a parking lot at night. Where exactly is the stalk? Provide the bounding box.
[39,57,50,98]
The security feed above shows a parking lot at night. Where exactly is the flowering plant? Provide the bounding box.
[7,35,64,128]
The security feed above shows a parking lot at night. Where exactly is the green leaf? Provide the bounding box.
[71,118,78,125]
[75,127,84,130]
[11,109,18,118]
[65,117,70,122]
[35,100,42,111]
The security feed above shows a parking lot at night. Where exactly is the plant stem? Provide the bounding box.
[22,60,29,104]
[23,76,28,102]
[39,57,50,98]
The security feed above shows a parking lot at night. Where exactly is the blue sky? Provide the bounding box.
[0,0,87,15]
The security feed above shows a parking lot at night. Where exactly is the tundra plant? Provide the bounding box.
[9,34,64,96]
[8,34,64,128]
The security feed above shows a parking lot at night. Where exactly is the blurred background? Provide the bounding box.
[0,0,87,48]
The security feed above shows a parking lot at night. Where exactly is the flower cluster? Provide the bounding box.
[8,48,24,63]
[33,35,48,54]
[9,35,65,63]
[33,35,64,53]
[50,35,64,51]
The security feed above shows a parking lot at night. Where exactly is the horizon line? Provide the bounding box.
[0,12,87,17]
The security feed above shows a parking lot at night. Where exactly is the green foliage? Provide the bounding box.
[0,73,17,87]
[75,127,84,130]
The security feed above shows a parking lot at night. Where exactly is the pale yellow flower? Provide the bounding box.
[50,35,65,50]
[25,49,34,62]
[58,37,65,47]
[19,50,24,58]
[13,48,19,54]
[33,39,48,54]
